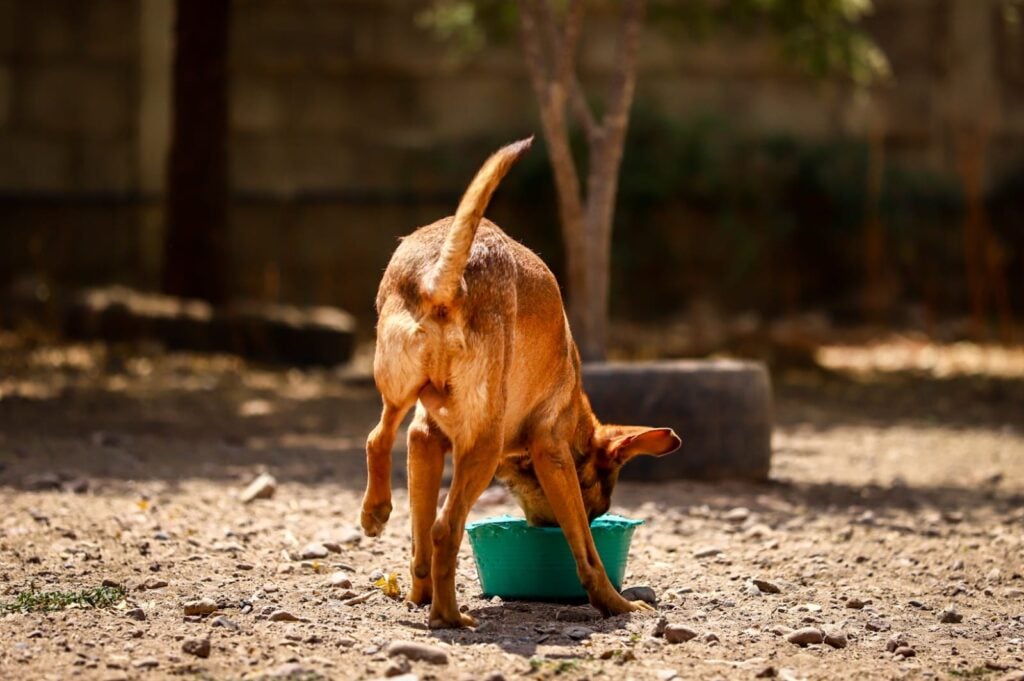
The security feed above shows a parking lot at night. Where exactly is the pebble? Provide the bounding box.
[663,624,698,643]
[269,610,300,622]
[845,597,866,609]
[939,606,963,624]
[482,673,507,681]
[866,619,891,632]
[694,547,722,559]
[823,630,848,649]
[621,586,657,604]
[387,640,448,665]
[893,646,916,658]
[125,608,146,621]
[300,543,329,560]
[380,675,418,681]
[886,633,909,653]
[785,627,824,646]
[652,616,669,637]
[132,658,159,669]
[724,507,750,523]
[563,625,593,640]
[328,571,353,589]
[211,616,240,631]
[239,473,277,503]
[384,656,412,677]
[752,579,781,594]
[755,667,777,678]
[183,598,218,616]
[138,578,168,591]
[182,636,211,659]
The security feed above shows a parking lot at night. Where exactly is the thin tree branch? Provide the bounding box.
[536,0,598,140]
[602,0,645,136]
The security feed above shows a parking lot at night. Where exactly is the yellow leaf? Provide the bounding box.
[136,499,150,512]
[374,573,402,600]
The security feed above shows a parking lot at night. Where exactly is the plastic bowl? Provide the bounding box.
[465,514,643,600]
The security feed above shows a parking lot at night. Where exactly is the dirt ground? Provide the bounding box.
[0,330,1022,681]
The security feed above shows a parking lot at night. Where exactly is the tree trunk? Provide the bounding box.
[162,0,231,304]
[518,0,645,361]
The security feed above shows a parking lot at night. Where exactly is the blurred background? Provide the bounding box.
[0,0,1022,363]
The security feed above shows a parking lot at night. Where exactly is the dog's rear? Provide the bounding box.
[362,138,534,538]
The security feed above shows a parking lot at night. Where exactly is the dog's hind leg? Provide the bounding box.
[406,407,449,606]
[361,398,414,537]
[428,428,502,629]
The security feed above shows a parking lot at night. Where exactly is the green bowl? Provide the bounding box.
[465,514,643,601]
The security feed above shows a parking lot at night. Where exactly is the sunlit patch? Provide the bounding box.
[239,399,274,417]
[816,338,1024,379]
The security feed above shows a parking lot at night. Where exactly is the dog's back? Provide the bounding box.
[374,210,578,451]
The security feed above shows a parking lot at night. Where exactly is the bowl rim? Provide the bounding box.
[466,513,644,535]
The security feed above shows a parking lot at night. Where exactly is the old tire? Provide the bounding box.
[583,360,773,481]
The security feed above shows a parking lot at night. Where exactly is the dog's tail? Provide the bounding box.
[424,136,533,307]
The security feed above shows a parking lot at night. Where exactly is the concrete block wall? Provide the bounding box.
[0,0,139,194]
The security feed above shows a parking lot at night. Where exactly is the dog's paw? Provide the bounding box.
[428,611,477,630]
[407,581,432,606]
[599,595,656,617]
[360,500,392,537]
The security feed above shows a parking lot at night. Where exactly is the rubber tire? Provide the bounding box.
[583,359,773,481]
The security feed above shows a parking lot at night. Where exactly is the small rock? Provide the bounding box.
[268,610,300,622]
[384,656,412,677]
[183,598,218,616]
[482,673,507,681]
[823,630,848,649]
[239,473,276,503]
[182,637,210,659]
[125,608,146,621]
[693,547,722,559]
[621,586,657,604]
[211,616,239,631]
[328,571,353,589]
[300,543,329,560]
[387,640,448,665]
[893,646,916,658]
[845,597,866,609]
[752,579,781,594]
[322,541,342,554]
[865,619,891,632]
[755,667,777,679]
[138,578,168,591]
[885,632,908,653]
[563,625,592,640]
[663,624,698,643]
[785,627,824,646]
[939,606,963,624]
[704,632,720,644]
[724,507,750,523]
[652,616,669,637]
[132,657,159,669]
[656,670,679,681]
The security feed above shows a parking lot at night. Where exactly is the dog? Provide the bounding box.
[361,137,681,629]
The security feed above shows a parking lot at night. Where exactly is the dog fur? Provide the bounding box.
[361,137,681,628]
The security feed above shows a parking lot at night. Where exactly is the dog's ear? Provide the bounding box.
[598,426,681,467]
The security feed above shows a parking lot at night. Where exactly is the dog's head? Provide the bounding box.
[507,425,681,527]
[577,425,682,519]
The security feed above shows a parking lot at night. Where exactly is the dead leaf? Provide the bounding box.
[374,573,402,600]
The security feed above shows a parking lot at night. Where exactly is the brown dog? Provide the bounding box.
[361,137,681,629]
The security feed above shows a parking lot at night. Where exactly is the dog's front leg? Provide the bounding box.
[428,431,501,629]
[532,442,654,617]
